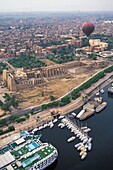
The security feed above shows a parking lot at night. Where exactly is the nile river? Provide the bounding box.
[40,85,113,170]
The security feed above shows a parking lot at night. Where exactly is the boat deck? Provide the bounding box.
[1,134,57,170]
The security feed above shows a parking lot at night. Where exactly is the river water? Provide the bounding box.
[40,85,113,170]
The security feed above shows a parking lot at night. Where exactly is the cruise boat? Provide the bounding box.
[67,136,76,143]
[95,101,107,113]
[0,131,58,170]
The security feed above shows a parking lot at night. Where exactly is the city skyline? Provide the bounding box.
[0,0,113,12]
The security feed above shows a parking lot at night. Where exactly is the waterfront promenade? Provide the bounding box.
[0,71,113,146]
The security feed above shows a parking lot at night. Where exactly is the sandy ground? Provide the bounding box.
[0,109,5,117]
[40,58,56,66]
[18,68,102,109]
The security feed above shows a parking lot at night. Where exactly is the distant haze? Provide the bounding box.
[0,0,113,12]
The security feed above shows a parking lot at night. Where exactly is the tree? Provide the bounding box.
[25,114,30,119]
[0,100,3,107]
[8,126,15,131]
[50,95,55,101]
[9,116,17,122]
[3,93,11,101]
[60,96,71,106]
[1,102,10,111]
[0,118,6,126]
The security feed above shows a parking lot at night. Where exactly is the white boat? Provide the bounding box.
[67,136,76,143]
[81,126,87,130]
[85,144,88,148]
[32,128,38,133]
[87,143,92,151]
[60,123,65,128]
[77,144,84,150]
[83,128,91,133]
[38,126,43,130]
[80,150,86,156]
[71,112,77,117]
[83,138,88,144]
[43,124,48,128]
[100,89,105,94]
[81,136,87,141]
[81,152,87,160]
[48,122,52,126]
[50,122,54,128]
[53,119,58,123]
[50,124,54,128]
[79,135,84,140]
[75,143,82,148]
[88,138,93,143]
[58,123,63,127]
[59,115,64,119]
[76,110,85,118]
[96,92,99,96]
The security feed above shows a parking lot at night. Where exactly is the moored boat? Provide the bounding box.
[53,118,58,123]
[0,131,58,170]
[81,152,87,160]
[100,89,105,94]
[95,101,107,113]
[67,136,76,143]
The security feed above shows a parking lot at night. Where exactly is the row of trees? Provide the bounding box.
[0,114,30,128]
[0,126,15,135]
[42,96,72,110]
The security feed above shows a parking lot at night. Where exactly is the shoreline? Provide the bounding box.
[0,73,113,146]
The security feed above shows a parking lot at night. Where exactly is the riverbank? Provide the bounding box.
[0,72,113,146]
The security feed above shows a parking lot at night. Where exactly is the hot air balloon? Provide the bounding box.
[82,22,95,37]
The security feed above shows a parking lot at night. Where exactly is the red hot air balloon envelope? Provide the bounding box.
[82,22,95,37]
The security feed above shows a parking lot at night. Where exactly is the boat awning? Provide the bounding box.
[15,137,25,145]
[0,151,15,169]
[6,165,14,170]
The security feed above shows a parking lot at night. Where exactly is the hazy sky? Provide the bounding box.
[0,0,113,12]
